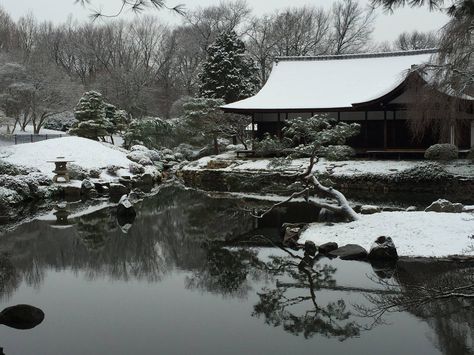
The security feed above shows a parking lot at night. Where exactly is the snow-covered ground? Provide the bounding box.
[183,153,474,178]
[299,211,474,258]
[0,136,133,180]
[0,124,65,136]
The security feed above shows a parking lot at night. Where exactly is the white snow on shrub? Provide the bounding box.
[299,211,474,257]
[0,136,133,178]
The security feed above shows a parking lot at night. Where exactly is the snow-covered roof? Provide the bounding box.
[222,49,439,112]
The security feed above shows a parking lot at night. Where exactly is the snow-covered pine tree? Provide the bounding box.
[199,30,260,103]
[69,91,110,141]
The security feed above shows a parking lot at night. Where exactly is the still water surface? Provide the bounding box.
[0,185,472,355]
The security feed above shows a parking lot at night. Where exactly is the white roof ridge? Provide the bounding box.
[275,48,438,63]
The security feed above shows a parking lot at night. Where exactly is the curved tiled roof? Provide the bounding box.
[222,49,440,112]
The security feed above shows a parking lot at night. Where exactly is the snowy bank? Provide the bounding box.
[183,153,474,178]
[299,211,474,258]
[0,136,132,179]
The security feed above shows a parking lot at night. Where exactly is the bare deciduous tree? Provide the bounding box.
[271,6,331,57]
[331,0,375,54]
[394,30,438,50]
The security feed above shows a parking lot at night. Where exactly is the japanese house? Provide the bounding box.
[221,49,474,153]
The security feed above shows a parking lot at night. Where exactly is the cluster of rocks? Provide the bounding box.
[282,224,399,265]
[348,198,474,216]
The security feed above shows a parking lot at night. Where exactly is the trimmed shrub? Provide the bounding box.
[467,148,474,161]
[395,163,451,183]
[424,143,458,161]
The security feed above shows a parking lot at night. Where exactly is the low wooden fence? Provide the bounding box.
[11,134,65,145]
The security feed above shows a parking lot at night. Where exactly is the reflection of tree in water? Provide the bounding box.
[0,185,257,297]
[75,209,116,252]
[0,256,20,300]
[252,254,360,340]
[185,247,269,299]
[186,243,361,340]
[356,261,474,355]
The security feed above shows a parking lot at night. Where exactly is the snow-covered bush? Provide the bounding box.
[123,117,172,149]
[129,162,145,174]
[44,111,77,132]
[89,168,101,178]
[395,163,450,183]
[254,134,288,157]
[254,116,360,158]
[0,187,22,211]
[424,143,458,161]
[0,175,31,198]
[0,160,32,176]
[320,145,356,161]
[175,143,196,161]
[69,91,111,140]
[106,165,121,176]
[68,163,89,180]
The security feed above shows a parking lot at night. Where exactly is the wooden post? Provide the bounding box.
[383,109,387,149]
[337,112,341,122]
[277,112,282,140]
[251,113,255,150]
[364,111,368,148]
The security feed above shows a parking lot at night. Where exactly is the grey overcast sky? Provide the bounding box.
[0,0,449,42]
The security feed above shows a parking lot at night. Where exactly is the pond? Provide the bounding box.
[0,185,472,355]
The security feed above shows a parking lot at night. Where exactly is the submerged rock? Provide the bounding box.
[329,244,368,260]
[425,199,464,213]
[368,236,398,261]
[0,304,44,330]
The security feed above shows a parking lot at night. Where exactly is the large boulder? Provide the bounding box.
[425,199,464,213]
[329,244,368,260]
[304,241,317,256]
[109,183,129,197]
[318,242,339,255]
[0,304,44,330]
[368,236,398,261]
[127,151,152,165]
[81,179,94,191]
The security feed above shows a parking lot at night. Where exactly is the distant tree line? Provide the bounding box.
[0,0,439,128]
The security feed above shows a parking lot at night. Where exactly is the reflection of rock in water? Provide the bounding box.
[0,304,44,330]
[370,260,397,279]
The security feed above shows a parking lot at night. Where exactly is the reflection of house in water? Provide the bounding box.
[222,49,474,153]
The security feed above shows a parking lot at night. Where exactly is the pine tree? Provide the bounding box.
[69,91,111,140]
[199,30,260,104]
